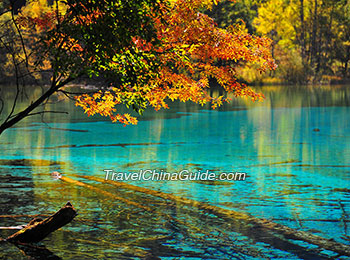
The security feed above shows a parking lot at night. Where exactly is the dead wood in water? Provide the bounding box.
[59,176,152,211]
[74,174,350,257]
[5,202,77,244]
[59,175,266,258]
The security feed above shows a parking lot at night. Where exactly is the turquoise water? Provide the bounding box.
[0,85,350,259]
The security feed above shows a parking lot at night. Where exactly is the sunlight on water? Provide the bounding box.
[0,85,349,259]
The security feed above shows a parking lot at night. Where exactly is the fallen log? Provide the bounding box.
[59,176,152,211]
[5,202,77,244]
[76,174,350,257]
[59,175,266,258]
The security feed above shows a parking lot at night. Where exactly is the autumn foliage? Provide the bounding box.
[9,0,276,126]
[73,0,276,125]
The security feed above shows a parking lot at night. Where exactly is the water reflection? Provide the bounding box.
[0,85,350,259]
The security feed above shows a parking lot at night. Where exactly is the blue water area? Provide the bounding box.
[0,85,349,259]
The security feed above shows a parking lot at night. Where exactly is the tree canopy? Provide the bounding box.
[0,0,275,133]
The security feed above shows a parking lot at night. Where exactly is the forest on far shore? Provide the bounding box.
[207,0,350,85]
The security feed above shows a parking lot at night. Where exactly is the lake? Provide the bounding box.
[0,85,349,259]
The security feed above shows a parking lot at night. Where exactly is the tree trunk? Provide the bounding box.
[5,202,77,244]
[344,46,350,77]
[300,0,306,64]
[311,0,318,70]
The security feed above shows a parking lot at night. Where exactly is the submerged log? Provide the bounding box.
[6,202,77,244]
[59,176,151,211]
[59,176,266,258]
[72,174,350,257]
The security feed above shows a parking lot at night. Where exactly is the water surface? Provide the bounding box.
[0,85,349,259]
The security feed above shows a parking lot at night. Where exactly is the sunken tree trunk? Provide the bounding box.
[5,202,77,244]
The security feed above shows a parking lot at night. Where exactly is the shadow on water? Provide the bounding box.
[16,244,62,260]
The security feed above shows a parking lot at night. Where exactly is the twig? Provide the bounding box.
[10,0,29,69]
[27,110,69,117]
[0,225,26,230]
[0,214,50,219]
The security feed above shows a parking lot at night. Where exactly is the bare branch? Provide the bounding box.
[59,89,98,95]
[0,93,4,116]
[10,0,29,69]
[0,8,12,17]
[4,45,21,124]
[26,110,69,117]
[0,75,76,135]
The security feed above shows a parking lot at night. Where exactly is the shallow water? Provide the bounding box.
[0,85,349,259]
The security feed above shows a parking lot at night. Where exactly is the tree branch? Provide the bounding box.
[0,94,4,116]
[0,76,75,135]
[10,0,29,69]
[26,111,69,117]
[4,44,21,124]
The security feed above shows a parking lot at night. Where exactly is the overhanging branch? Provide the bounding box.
[27,110,69,117]
[0,76,75,135]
